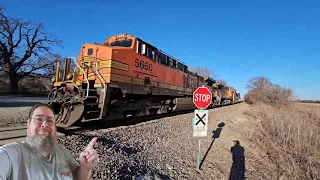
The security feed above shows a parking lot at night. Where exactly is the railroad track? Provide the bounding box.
[58,108,196,135]
[0,126,65,146]
[0,102,242,145]
[0,109,193,145]
[59,102,241,134]
[0,126,28,146]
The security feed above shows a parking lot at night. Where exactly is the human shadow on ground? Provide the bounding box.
[199,122,225,169]
[228,140,245,180]
[118,163,171,180]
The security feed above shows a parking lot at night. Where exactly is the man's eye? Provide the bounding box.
[35,118,42,121]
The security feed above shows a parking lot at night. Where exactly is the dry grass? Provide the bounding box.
[246,103,320,179]
[244,77,320,179]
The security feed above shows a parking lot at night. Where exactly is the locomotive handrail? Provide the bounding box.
[94,59,107,118]
[68,57,90,100]
[94,61,106,84]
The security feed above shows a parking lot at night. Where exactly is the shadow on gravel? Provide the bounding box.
[228,140,245,180]
[119,164,171,180]
[74,133,140,156]
[199,122,225,169]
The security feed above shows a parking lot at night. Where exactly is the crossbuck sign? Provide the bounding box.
[193,109,208,137]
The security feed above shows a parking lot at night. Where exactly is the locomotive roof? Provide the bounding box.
[134,35,187,66]
[205,77,217,84]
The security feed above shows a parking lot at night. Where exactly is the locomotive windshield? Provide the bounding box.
[107,39,132,47]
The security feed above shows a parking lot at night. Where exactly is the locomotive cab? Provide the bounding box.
[48,33,142,128]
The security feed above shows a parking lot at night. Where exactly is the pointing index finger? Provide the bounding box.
[85,137,97,150]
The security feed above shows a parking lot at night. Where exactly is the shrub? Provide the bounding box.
[244,77,295,107]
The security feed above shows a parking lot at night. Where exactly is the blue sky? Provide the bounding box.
[2,0,320,100]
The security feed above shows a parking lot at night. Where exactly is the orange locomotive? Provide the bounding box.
[213,85,238,105]
[49,33,239,128]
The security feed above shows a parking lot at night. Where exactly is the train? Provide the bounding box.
[48,33,242,128]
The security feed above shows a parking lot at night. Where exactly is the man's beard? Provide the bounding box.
[26,132,57,153]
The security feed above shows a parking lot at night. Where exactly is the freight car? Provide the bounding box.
[48,33,241,128]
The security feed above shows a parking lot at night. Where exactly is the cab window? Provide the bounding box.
[87,48,93,55]
[108,39,132,47]
[136,41,158,61]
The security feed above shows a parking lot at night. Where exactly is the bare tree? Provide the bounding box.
[0,5,62,92]
[244,76,296,106]
[188,65,217,79]
[188,65,232,88]
[216,79,227,86]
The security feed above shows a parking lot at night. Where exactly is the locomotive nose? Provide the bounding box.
[55,103,84,128]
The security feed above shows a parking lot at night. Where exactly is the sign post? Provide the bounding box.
[192,86,212,171]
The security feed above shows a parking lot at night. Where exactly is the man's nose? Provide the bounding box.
[41,120,50,127]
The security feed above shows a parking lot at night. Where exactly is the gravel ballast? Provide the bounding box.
[0,107,30,128]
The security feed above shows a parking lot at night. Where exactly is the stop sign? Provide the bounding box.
[193,86,212,109]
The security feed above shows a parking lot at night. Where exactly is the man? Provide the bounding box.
[0,103,99,180]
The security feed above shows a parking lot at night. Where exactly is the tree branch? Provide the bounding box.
[18,63,50,77]
[15,23,61,68]
[11,21,24,50]
[0,5,62,92]
[0,66,9,73]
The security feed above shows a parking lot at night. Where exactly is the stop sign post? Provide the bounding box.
[192,86,212,171]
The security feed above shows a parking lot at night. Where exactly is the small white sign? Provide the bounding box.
[193,109,208,137]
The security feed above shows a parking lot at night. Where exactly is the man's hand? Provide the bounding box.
[79,137,99,170]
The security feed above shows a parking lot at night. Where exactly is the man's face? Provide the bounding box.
[27,106,57,151]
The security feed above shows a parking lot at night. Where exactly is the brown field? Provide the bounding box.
[0,73,51,95]
[244,77,320,179]
[294,100,320,104]
[245,102,320,179]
